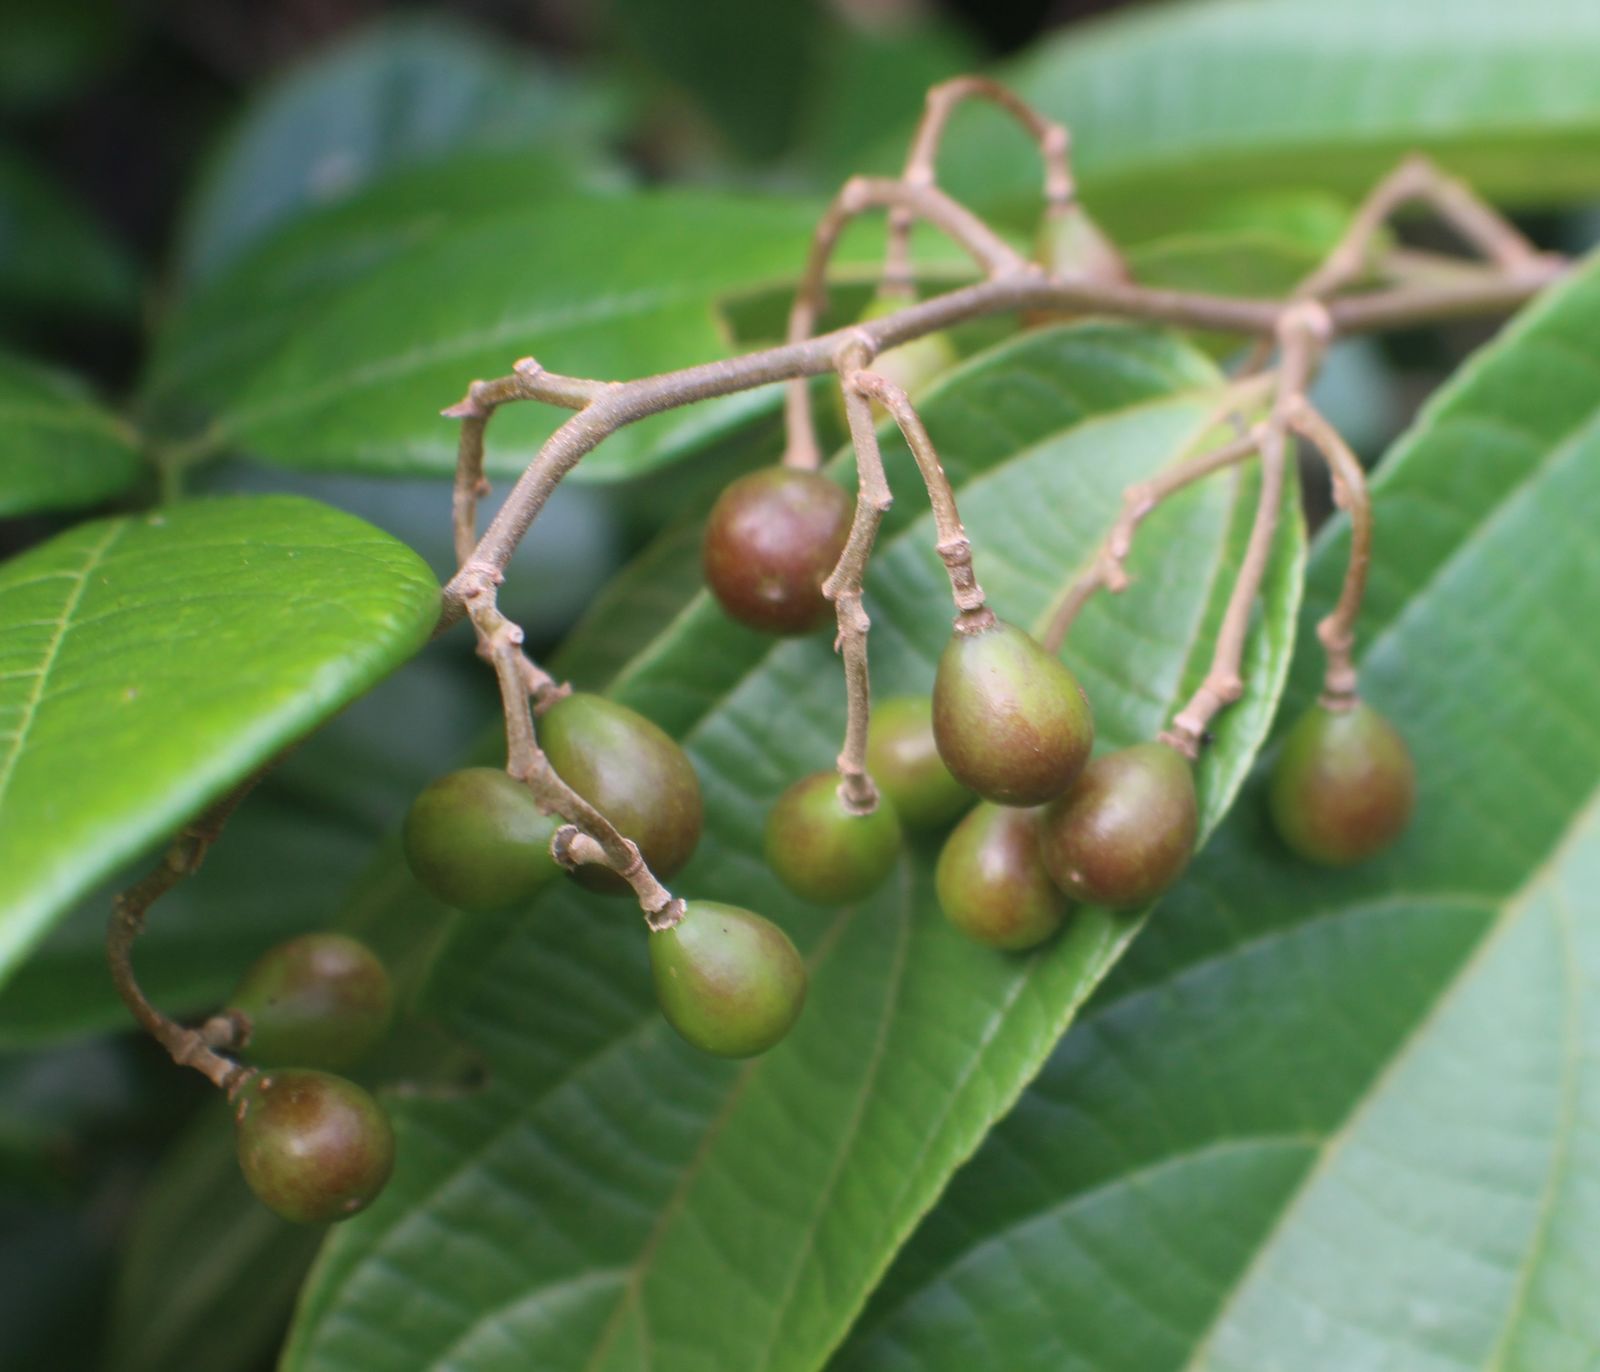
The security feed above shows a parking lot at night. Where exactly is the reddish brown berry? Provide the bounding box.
[233,1069,394,1225]
[935,803,1066,950]
[1268,700,1416,866]
[932,618,1094,807]
[702,467,852,635]
[226,933,393,1071]
[1039,742,1198,909]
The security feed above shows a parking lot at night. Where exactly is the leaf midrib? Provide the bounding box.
[0,520,126,815]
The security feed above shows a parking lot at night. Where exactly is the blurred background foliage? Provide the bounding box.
[1,1,1596,1368]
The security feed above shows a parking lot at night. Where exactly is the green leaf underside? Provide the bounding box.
[0,145,137,316]
[144,151,620,438]
[927,0,1600,232]
[155,192,971,481]
[834,257,1600,1371]
[175,15,618,287]
[279,320,1304,1372]
[0,495,440,988]
[0,353,144,517]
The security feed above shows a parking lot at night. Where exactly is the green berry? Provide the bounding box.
[233,1069,395,1225]
[402,768,561,911]
[764,771,901,904]
[702,467,852,635]
[1268,700,1416,866]
[866,695,972,830]
[650,901,807,1057]
[226,933,393,1071]
[1039,742,1198,909]
[932,617,1094,807]
[935,802,1066,950]
[540,692,703,895]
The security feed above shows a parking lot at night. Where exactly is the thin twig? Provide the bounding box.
[822,343,897,813]
[107,780,264,1091]
[849,370,991,630]
[466,594,684,929]
[1163,302,1330,756]
[1287,399,1373,707]
[782,175,1033,471]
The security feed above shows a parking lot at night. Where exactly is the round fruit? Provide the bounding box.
[1039,742,1198,909]
[764,771,901,904]
[1268,700,1415,866]
[866,695,972,830]
[932,618,1094,807]
[935,803,1066,950]
[226,933,393,1071]
[402,768,561,911]
[650,901,807,1057]
[702,467,852,635]
[539,692,703,895]
[233,1069,395,1224]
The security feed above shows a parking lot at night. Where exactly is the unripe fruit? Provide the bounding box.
[1039,742,1198,909]
[403,767,561,911]
[1037,208,1128,284]
[702,467,852,635]
[764,771,901,904]
[1268,700,1415,866]
[932,618,1094,807]
[866,695,972,830]
[226,933,393,1071]
[233,1069,395,1224]
[539,692,703,895]
[935,803,1066,950]
[650,901,807,1057]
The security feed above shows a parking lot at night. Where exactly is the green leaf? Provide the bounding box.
[190,193,963,482]
[0,495,439,989]
[832,257,1600,1372]
[145,152,625,439]
[176,15,620,286]
[922,0,1600,233]
[0,353,144,516]
[0,146,136,318]
[277,320,1304,1371]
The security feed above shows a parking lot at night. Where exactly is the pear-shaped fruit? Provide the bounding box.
[866,695,973,830]
[233,1069,395,1224]
[764,771,901,904]
[702,466,852,635]
[1268,700,1415,866]
[935,802,1066,950]
[1040,742,1198,909]
[226,933,393,1071]
[650,901,807,1057]
[932,618,1094,806]
[539,692,703,895]
[402,767,561,911]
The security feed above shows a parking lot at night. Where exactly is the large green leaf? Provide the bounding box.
[276,320,1304,1371]
[832,258,1600,1371]
[916,0,1600,233]
[0,353,144,516]
[0,495,439,987]
[189,193,965,481]
[175,15,620,287]
[144,152,625,441]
